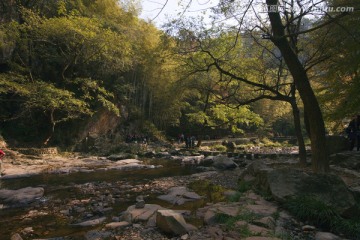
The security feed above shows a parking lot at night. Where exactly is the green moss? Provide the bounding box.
[188,180,226,203]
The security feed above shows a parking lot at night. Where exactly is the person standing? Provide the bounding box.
[0,149,5,177]
[346,115,360,151]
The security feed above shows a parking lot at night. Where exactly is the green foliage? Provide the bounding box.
[226,191,242,202]
[285,196,339,227]
[26,81,92,119]
[333,218,360,239]
[261,137,282,147]
[315,0,360,132]
[237,181,252,193]
[284,196,360,239]
[210,144,227,152]
[214,211,258,235]
[0,0,180,145]
[140,121,167,141]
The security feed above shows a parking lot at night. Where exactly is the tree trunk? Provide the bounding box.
[290,100,307,166]
[44,109,56,146]
[304,109,311,138]
[267,0,328,173]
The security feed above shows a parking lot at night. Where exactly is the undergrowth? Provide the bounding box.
[215,211,259,236]
[284,196,360,239]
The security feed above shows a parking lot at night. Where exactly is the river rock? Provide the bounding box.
[114,159,142,165]
[107,161,151,171]
[10,233,23,240]
[157,186,202,205]
[197,202,242,225]
[135,200,145,209]
[156,209,197,235]
[181,155,205,165]
[84,230,112,240]
[135,195,146,208]
[71,217,106,227]
[122,204,165,223]
[0,187,44,204]
[105,221,130,229]
[314,232,342,240]
[136,195,144,201]
[212,155,238,170]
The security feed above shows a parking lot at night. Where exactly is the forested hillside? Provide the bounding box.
[0,0,176,147]
[0,0,263,148]
[0,0,359,155]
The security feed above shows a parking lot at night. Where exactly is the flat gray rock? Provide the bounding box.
[157,187,202,205]
[0,187,44,204]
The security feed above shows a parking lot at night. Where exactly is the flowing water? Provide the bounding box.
[0,158,201,239]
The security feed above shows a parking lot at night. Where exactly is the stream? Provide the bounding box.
[0,158,201,239]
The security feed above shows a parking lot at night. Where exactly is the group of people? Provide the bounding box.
[125,134,148,144]
[178,133,197,148]
[346,115,360,151]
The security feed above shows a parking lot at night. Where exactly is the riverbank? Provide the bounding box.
[1,147,359,239]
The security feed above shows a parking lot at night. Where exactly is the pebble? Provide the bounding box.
[181,233,189,239]
[302,225,316,231]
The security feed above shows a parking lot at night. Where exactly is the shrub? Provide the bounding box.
[227,191,242,202]
[215,211,258,234]
[284,196,360,239]
[210,144,227,152]
[238,181,253,193]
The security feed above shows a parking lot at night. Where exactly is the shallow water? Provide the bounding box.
[0,158,194,189]
[0,158,200,239]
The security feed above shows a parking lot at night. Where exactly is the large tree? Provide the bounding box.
[315,0,360,131]
[164,0,355,172]
[265,0,328,172]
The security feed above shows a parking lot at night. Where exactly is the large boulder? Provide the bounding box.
[239,161,272,184]
[0,187,44,204]
[156,209,197,235]
[240,161,357,217]
[212,155,238,170]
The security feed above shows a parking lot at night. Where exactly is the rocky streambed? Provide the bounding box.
[0,148,359,240]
